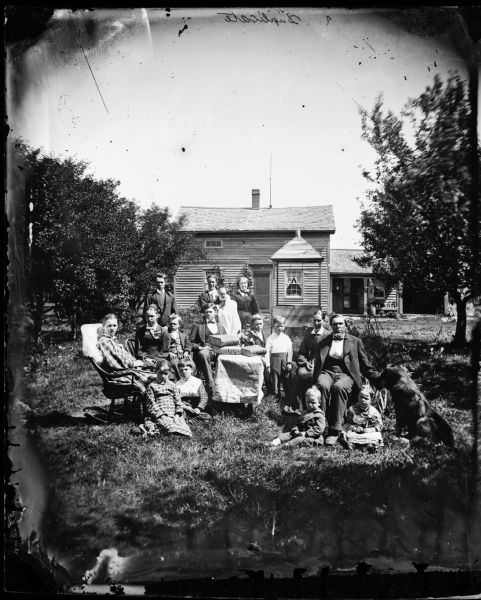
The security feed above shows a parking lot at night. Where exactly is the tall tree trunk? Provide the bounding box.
[32,290,44,344]
[470,317,480,510]
[467,42,480,301]
[70,313,77,341]
[453,296,468,346]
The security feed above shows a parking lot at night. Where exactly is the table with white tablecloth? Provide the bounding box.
[213,354,264,405]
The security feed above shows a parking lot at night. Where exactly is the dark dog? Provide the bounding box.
[376,365,454,447]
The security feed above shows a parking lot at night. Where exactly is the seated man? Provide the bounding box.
[189,303,227,402]
[285,310,331,413]
[158,314,192,379]
[313,313,379,446]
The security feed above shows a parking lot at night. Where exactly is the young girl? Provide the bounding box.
[145,360,193,437]
[339,383,383,453]
[216,287,242,336]
[265,316,293,399]
[175,360,211,420]
[268,387,326,447]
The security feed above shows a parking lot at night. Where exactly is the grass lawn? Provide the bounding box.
[17,316,480,584]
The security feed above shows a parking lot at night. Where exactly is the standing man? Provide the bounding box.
[313,313,379,446]
[189,303,227,401]
[198,274,219,312]
[145,272,177,327]
[285,310,331,413]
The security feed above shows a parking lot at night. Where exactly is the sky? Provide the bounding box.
[7,7,468,248]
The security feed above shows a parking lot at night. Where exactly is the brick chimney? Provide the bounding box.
[251,189,260,210]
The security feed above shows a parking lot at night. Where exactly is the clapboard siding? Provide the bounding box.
[385,285,399,308]
[175,261,263,309]
[176,231,331,310]
[274,263,320,306]
[197,232,330,265]
[174,265,206,308]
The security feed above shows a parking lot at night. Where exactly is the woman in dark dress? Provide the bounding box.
[234,276,260,328]
[134,304,164,364]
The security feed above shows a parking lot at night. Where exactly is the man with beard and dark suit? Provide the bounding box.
[313,313,379,446]
[144,272,177,327]
[189,303,227,401]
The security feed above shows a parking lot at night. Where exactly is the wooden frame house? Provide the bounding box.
[175,190,335,319]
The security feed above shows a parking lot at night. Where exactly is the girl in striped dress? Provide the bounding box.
[145,360,192,437]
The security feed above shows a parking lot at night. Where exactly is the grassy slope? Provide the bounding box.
[21,317,475,561]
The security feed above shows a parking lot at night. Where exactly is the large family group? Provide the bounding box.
[94,272,387,452]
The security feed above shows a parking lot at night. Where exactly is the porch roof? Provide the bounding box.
[271,232,322,261]
[330,249,372,274]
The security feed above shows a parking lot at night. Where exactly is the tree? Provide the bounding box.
[133,205,205,309]
[13,141,205,340]
[16,141,140,340]
[356,75,480,345]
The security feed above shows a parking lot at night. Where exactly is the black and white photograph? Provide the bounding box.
[5,6,481,596]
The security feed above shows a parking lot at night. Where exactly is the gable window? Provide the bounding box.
[204,239,223,248]
[285,269,302,297]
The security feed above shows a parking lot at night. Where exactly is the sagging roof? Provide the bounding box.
[330,249,372,274]
[179,205,335,232]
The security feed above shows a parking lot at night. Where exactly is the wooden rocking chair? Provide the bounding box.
[81,324,146,424]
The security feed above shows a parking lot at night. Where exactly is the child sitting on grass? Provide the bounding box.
[265,316,293,400]
[268,387,326,448]
[339,383,383,453]
[144,360,192,437]
[175,360,211,420]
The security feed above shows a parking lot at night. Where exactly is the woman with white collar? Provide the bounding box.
[216,287,242,337]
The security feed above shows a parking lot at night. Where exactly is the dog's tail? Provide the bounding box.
[431,411,455,447]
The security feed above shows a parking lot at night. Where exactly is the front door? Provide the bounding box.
[253,270,271,311]
[332,278,365,314]
[333,278,344,313]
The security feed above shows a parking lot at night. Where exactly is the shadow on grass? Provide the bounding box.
[27,405,143,428]
[26,411,90,428]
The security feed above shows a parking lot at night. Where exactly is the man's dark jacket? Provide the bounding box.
[197,290,220,312]
[294,324,331,368]
[313,332,379,389]
[144,290,177,326]
[158,329,192,359]
[189,323,227,351]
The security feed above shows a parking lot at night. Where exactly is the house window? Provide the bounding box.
[205,239,223,248]
[374,282,385,299]
[285,269,302,297]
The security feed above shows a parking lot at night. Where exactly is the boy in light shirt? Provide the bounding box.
[265,316,293,400]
